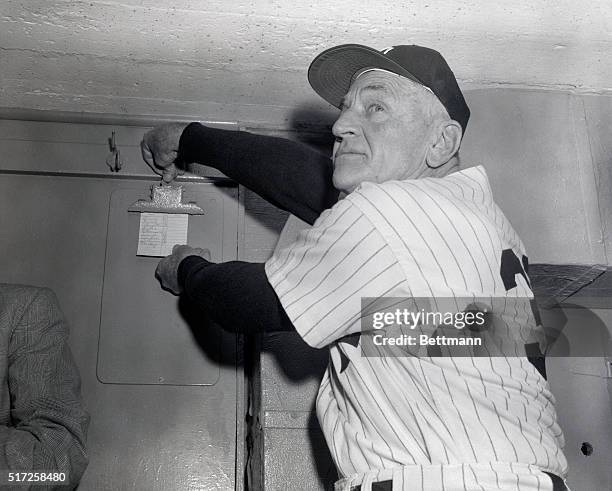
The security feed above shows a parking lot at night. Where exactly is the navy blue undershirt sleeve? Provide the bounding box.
[178,256,294,334]
[176,122,338,225]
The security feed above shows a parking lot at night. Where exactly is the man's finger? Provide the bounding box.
[154,260,164,283]
[162,164,179,183]
[141,140,155,167]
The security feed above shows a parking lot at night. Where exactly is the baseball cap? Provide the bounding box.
[308,44,470,134]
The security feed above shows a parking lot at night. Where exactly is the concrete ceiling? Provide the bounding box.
[1,0,611,126]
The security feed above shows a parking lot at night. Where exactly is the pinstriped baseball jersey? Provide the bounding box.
[265,166,568,491]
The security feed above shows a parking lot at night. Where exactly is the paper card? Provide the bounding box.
[137,213,189,257]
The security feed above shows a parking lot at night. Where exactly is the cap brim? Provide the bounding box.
[308,44,422,108]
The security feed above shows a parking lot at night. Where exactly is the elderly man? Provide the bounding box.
[0,284,89,490]
[142,44,568,490]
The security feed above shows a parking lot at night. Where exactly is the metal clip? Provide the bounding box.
[127,184,205,215]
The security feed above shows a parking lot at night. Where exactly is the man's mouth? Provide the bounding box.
[334,151,365,160]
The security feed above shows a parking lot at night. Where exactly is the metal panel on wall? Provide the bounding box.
[97,186,230,386]
[0,171,241,490]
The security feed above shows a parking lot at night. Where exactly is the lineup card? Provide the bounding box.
[137,212,189,257]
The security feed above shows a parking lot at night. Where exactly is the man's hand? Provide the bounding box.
[141,123,188,183]
[155,245,211,295]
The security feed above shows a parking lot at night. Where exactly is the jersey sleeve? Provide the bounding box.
[265,197,409,348]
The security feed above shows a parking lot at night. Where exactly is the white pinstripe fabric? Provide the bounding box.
[265,166,567,490]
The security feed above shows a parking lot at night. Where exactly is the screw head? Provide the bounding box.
[580,442,594,456]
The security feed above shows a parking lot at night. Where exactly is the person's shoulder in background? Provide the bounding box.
[0,283,63,333]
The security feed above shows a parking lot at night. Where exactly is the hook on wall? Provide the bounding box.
[106,130,124,172]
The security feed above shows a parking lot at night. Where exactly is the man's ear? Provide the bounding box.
[425,120,462,169]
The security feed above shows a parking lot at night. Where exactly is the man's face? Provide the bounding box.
[331,70,435,194]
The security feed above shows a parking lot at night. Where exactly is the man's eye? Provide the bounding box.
[368,104,384,113]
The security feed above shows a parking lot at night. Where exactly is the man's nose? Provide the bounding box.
[332,109,359,140]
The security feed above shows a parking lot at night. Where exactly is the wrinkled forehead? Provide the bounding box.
[344,68,433,104]
[351,68,435,95]
[345,68,448,118]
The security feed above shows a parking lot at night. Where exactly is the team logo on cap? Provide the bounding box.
[381,46,395,54]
